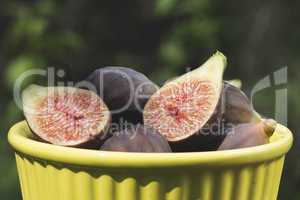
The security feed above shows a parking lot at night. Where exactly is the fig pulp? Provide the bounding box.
[101,125,171,152]
[218,119,276,150]
[86,66,158,123]
[22,85,111,147]
[144,52,226,146]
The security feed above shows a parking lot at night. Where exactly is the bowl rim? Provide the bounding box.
[8,121,293,168]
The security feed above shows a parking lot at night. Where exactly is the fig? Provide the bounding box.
[22,85,111,147]
[169,81,262,152]
[173,82,260,151]
[221,81,261,124]
[199,81,260,141]
[218,119,276,150]
[101,125,171,152]
[86,66,158,124]
[143,52,226,148]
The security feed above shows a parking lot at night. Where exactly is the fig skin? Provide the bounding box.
[221,82,260,124]
[22,85,111,147]
[169,120,230,152]
[206,81,259,127]
[86,66,158,124]
[101,125,172,152]
[26,121,109,149]
[218,119,277,150]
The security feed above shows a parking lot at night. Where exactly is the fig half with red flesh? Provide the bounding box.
[22,85,111,147]
[143,52,227,145]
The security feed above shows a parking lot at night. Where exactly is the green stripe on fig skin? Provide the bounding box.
[163,51,229,87]
[167,51,227,88]
[214,51,227,65]
[226,79,242,89]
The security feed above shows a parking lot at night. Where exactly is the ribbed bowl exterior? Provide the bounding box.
[9,121,293,200]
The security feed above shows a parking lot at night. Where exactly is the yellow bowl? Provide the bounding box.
[8,121,293,200]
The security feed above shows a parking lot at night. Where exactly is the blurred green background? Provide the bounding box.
[0,0,299,199]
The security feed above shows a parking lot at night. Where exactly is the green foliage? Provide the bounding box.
[155,0,178,16]
[5,55,45,87]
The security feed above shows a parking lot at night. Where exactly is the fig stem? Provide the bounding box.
[262,118,277,137]
[252,110,262,123]
[227,79,242,89]
[191,51,227,80]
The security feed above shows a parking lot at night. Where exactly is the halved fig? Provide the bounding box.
[218,118,276,150]
[143,52,227,143]
[101,124,171,152]
[86,66,158,124]
[22,85,111,147]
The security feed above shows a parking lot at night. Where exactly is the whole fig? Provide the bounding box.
[86,66,158,123]
[218,118,276,150]
[221,81,260,124]
[101,125,171,152]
